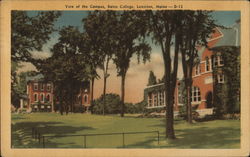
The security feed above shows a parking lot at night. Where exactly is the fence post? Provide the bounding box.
[157,131,159,144]
[42,136,45,148]
[122,133,125,148]
[38,133,41,143]
[34,129,37,140]
[84,135,87,148]
[32,128,34,138]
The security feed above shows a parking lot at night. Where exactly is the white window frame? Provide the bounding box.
[153,93,158,107]
[213,55,218,67]
[159,91,164,106]
[34,83,38,91]
[217,74,224,83]
[191,87,201,103]
[218,55,224,66]
[46,94,50,102]
[40,83,44,91]
[195,64,200,76]
[47,83,51,91]
[205,57,211,72]
[34,93,38,102]
[40,93,45,102]
[148,93,153,107]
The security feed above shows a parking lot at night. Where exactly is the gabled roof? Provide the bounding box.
[212,21,240,48]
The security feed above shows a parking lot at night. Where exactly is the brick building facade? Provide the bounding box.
[144,20,240,116]
[26,75,91,112]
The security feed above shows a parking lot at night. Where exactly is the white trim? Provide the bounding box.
[34,93,38,102]
[145,83,164,89]
[233,27,239,46]
[207,27,224,42]
[46,93,51,102]
[34,83,38,91]
[40,93,45,102]
[146,105,165,109]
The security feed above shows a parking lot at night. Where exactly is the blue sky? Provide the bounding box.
[29,10,240,31]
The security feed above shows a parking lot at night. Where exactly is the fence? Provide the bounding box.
[32,128,160,148]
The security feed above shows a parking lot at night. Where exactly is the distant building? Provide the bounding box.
[26,74,54,112]
[26,74,91,112]
[144,80,182,116]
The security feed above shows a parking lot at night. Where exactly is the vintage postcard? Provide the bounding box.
[1,0,249,157]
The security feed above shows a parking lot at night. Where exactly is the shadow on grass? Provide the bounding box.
[11,121,95,148]
[134,120,240,149]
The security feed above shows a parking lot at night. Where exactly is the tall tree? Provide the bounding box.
[180,11,217,123]
[147,70,157,86]
[79,33,101,111]
[112,11,151,117]
[83,11,117,115]
[38,26,90,115]
[148,10,185,139]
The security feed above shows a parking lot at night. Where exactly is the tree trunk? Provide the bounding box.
[186,82,193,123]
[91,77,95,106]
[165,81,176,139]
[120,74,126,117]
[103,75,107,115]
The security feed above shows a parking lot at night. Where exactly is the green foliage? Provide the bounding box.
[147,71,157,86]
[11,11,61,62]
[37,26,91,114]
[212,47,240,115]
[91,93,121,114]
[11,11,60,108]
[125,101,147,114]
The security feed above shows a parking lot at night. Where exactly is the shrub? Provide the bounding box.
[91,93,121,114]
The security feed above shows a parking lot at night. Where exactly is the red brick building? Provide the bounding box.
[26,75,91,112]
[192,21,240,115]
[26,75,54,112]
[144,20,240,116]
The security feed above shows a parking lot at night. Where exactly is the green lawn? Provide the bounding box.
[11,113,240,148]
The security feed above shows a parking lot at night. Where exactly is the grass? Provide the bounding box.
[11,113,240,148]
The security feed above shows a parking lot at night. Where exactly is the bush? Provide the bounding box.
[91,93,121,114]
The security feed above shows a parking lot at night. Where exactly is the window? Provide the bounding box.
[213,55,218,67]
[154,93,158,106]
[148,93,152,107]
[40,93,44,102]
[46,94,50,102]
[47,84,51,91]
[191,87,201,102]
[217,74,224,83]
[159,91,164,106]
[195,64,200,75]
[205,57,210,72]
[84,95,88,103]
[219,55,224,66]
[34,93,38,102]
[40,83,44,91]
[34,83,38,91]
